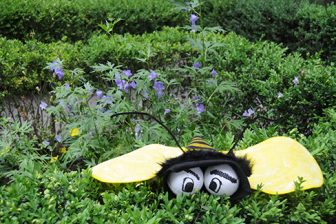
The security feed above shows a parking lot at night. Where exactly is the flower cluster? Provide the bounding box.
[114,69,137,93]
[48,59,64,80]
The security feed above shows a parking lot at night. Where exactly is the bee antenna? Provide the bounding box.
[111,112,185,152]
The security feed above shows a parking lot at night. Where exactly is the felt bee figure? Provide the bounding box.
[156,137,252,201]
[92,112,323,201]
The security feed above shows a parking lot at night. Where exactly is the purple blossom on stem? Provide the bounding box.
[192,95,200,101]
[49,60,60,72]
[124,82,136,93]
[153,81,165,98]
[115,79,127,91]
[211,69,217,77]
[164,109,171,115]
[39,101,48,110]
[149,69,157,81]
[55,67,64,80]
[193,61,202,69]
[55,135,62,143]
[96,90,103,99]
[122,69,133,78]
[293,76,299,86]
[243,108,255,118]
[129,81,137,89]
[190,14,198,32]
[196,103,205,114]
[48,59,64,80]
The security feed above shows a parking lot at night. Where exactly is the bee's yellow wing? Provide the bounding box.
[92,136,323,194]
[235,136,323,194]
[92,144,183,183]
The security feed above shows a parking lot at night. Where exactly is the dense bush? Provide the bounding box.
[1,0,336,62]
[1,113,335,223]
[1,2,335,222]
[0,0,183,42]
[1,28,335,132]
[201,0,336,62]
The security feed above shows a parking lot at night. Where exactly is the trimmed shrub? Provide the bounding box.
[0,0,183,42]
[201,0,336,62]
[1,0,336,61]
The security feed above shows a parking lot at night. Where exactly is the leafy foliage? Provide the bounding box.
[1,0,335,223]
[0,0,183,42]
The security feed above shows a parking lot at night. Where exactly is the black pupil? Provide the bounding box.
[182,177,194,192]
[209,178,222,193]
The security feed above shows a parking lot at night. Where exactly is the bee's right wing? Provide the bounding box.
[91,144,183,183]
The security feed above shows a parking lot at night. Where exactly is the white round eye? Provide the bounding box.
[204,164,239,196]
[167,167,203,196]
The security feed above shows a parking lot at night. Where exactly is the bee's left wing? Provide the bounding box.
[234,136,323,194]
[92,144,183,183]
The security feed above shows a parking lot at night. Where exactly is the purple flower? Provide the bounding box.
[243,108,255,118]
[48,59,64,80]
[211,69,217,77]
[190,14,198,32]
[115,79,127,90]
[123,81,136,93]
[39,101,48,110]
[122,69,133,78]
[293,76,299,86]
[164,109,171,115]
[196,103,205,114]
[277,92,283,98]
[192,95,200,101]
[153,81,165,98]
[149,69,157,81]
[193,62,202,69]
[55,135,62,143]
[49,60,60,72]
[129,81,137,89]
[55,67,64,80]
[96,90,103,99]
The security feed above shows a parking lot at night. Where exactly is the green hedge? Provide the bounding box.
[1,0,336,61]
[1,0,336,62]
[201,0,336,62]
[0,28,192,95]
[0,0,183,42]
[1,28,335,132]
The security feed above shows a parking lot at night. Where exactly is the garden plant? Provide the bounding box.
[0,0,335,223]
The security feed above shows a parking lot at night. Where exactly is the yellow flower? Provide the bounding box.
[60,147,67,154]
[50,156,59,162]
[70,128,80,137]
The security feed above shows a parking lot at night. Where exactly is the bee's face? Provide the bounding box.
[157,149,252,201]
[166,164,240,196]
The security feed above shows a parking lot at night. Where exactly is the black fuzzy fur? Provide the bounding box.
[157,150,252,177]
